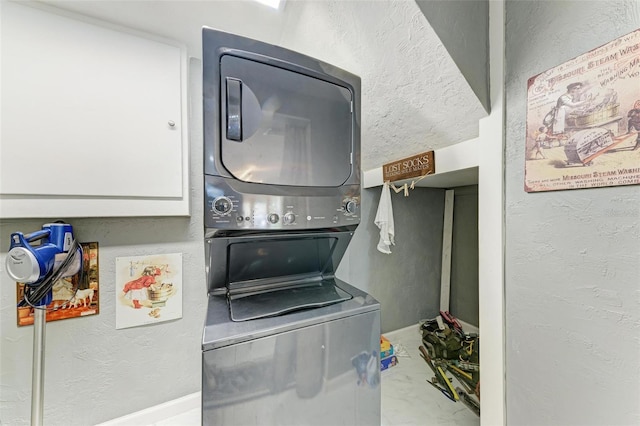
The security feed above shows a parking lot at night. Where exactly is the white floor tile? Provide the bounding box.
[381,325,479,426]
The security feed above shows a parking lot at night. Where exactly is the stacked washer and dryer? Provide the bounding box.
[201,28,381,425]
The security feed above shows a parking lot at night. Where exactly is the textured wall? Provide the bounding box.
[414,0,490,113]
[337,187,445,333]
[0,58,206,425]
[505,2,640,425]
[450,185,479,326]
[278,0,486,171]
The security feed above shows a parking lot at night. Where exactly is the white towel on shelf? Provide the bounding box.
[374,182,395,254]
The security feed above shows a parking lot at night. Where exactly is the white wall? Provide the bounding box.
[504,1,640,424]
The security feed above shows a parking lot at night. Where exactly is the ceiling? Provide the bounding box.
[34,0,487,171]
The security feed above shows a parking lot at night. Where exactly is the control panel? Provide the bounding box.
[205,176,360,231]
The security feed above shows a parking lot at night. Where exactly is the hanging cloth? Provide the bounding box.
[374,182,395,254]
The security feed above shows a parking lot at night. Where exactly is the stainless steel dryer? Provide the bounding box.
[201,28,380,425]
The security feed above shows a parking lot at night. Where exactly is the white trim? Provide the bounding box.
[458,318,480,336]
[478,1,506,424]
[95,392,200,426]
[384,323,421,339]
[253,0,282,9]
[440,189,455,312]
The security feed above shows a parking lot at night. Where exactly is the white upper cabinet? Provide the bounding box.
[0,2,189,218]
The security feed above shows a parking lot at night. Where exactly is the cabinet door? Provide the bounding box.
[0,2,189,217]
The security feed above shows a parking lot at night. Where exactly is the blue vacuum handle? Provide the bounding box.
[23,229,51,243]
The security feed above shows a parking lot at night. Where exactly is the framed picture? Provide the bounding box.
[16,242,99,326]
[525,29,640,192]
[115,253,183,329]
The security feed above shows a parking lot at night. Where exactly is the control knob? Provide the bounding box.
[268,213,280,224]
[212,196,233,215]
[344,199,358,215]
[283,212,296,224]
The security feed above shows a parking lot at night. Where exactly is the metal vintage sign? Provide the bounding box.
[383,151,435,183]
[525,28,640,192]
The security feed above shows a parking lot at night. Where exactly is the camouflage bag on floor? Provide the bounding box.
[420,322,461,360]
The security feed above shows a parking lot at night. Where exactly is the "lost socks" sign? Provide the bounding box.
[382,151,435,182]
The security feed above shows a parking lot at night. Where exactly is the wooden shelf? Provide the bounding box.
[363,138,478,189]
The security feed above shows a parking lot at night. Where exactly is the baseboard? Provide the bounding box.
[383,323,421,337]
[385,318,479,338]
[95,392,200,426]
[457,319,479,335]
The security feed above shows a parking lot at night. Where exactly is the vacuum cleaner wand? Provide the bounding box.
[4,222,82,426]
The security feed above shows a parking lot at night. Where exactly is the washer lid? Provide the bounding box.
[202,278,379,351]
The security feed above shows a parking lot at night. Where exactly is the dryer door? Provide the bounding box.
[219,55,353,187]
